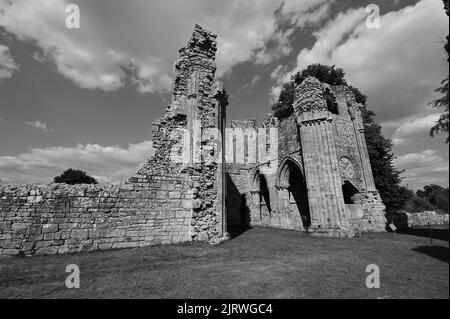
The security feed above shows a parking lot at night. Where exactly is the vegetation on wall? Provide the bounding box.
[271,64,409,212]
[271,64,366,119]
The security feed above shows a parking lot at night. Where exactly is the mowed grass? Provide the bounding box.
[0,226,448,299]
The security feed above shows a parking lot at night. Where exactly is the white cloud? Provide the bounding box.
[0,140,154,184]
[0,44,19,81]
[383,113,441,145]
[0,0,331,92]
[25,120,54,133]
[395,149,444,167]
[394,149,449,189]
[252,1,333,66]
[242,74,261,90]
[0,0,174,92]
[267,0,449,191]
[210,0,333,76]
[249,75,261,86]
[271,0,449,122]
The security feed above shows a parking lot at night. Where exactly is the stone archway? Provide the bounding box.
[342,180,359,204]
[276,158,310,229]
[250,169,272,224]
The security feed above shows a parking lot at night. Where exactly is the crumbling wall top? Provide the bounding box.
[180,24,218,59]
[229,119,258,129]
[293,76,363,117]
[172,25,218,103]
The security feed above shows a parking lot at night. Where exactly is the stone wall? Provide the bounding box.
[0,180,192,256]
[388,211,449,229]
[0,25,227,256]
[225,77,387,236]
[0,24,392,257]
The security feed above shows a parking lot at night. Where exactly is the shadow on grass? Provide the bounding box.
[227,225,251,239]
[413,245,449,263]
[397,228,449,242]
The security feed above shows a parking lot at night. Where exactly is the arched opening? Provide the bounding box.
[324,88,339,114]
[251,170,271,223]
[226,173,242,227]
[277,158,311,229]
[259,173,271,213]
[239,194,250,227]
[342,180,359,204]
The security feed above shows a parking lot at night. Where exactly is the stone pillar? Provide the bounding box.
[298,111,348,232]
[293,77,352,236]
[250,190,261,223]
[357,127,376,192]
[348,104,376,192]
[213,82,228,240]
[276,185,290,212]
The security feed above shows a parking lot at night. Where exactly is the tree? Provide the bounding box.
[271,64,365,118]
[292,64,346,86]
[54,169,98,185]
[403,190,435,213]
[361,107,409,211]
[430,0,449,143]
[271,64,409,212]
[416,184,449,213]
[429,76,449,143]
[271,81,295,119]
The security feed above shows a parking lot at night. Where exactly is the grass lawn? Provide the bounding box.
[0,226,448,299]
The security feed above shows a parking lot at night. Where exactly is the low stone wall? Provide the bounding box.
[405,211,449,228]
[0,179,193,256]
[388,210,449,229]
[0,25,228,257]
[347,191,387,233]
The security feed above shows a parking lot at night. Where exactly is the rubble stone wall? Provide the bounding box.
[388,211,449,229]
[0,178,193,256]
[225,77,387,236]
[0,25,227,256]
[0,24,393,257]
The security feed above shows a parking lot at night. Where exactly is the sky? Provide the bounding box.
[0,0,448,190]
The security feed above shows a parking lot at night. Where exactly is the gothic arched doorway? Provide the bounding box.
[342,180,359,204]
[250,170,272,224]
[277,158,311,229]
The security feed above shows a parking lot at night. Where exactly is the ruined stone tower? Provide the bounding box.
[0,25,229,256]
[293,77,385,235]
[0,25,386,257]
[135,24,229,243]
[226,77,387,237]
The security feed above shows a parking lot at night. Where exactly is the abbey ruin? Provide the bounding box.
[0,25,387,256]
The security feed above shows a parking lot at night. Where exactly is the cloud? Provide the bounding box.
[0,140,154,184]
[249,74,261,86]
[383,113,441,145]
[242,74,261,90]
[252,0,333,65]
[0,0,332,92]
[0,0,174,92]
[0,44,19,81]
[394,149,449,189]
[25,120,54,133]
[210,0,333,75]
[270,0,449,123]
[267,0,449,190]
